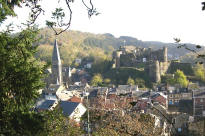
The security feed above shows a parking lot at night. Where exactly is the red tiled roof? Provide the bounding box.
[153,95,166,106]
[68,96,82,103]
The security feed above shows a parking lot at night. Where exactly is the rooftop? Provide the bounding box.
[60,101,80,116]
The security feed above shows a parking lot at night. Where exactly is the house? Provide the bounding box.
[75,58,82,64]
[151,92,167,108]
[116,85,138,95]
[193,90,205,117]
[167,88,192,114]
[171,113,190,135]
[134,99,149,112]
[35,99,58,111]
[68,96,82,103]
[84,63,92,69]
[43,84,65,97]
[168,88,192,106]
[132,91,149,100]
[97,87,108,96]
[44,95,58,100]
[60,101,86,122]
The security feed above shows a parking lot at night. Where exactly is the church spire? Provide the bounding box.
[52,39,61,64]
[51,39,62,85]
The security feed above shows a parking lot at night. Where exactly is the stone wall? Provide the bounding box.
[112,46,169,82]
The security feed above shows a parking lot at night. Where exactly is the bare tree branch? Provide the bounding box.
[46,0,98,35]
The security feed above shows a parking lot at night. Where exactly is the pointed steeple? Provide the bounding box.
[52,39,61,64]
[51,39,62,85]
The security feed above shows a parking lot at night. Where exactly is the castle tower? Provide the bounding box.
[116,51,122,68]
[51,39,62,85]
[149,61,161,83]
[154,61,161,82]
[163,47,168,62]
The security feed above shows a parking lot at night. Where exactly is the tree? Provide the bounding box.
[91,73,103,86]
[135,78,145,88]
[90,109,162,136]
[42,107,83,136]
[127,76,135,85]
[0,0,97,135]
[104,78,111,85]
[174,69,189,88]
[194,64,205,82]
[0,28,48,135]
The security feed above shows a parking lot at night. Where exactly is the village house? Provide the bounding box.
[35,99,58,112]
[60,101,87,122]
[171,113,190,135]
[167,88,192,114]
[150,92,167,108]
[116,85,138,95]
[68,95,83,103]
[43,84,65,96]
[193,90,205,117]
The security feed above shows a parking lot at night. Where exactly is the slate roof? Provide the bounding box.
[150,93,160,99]
[88,89,98,99]
[45,84,61,93]
[193,90,205,98]
[45,95,58,100]
[139,91,150,98]
[36,99,56,110]
[132,91,149,98]
[60,101,79,116]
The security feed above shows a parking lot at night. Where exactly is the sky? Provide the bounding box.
[3,0,205,45]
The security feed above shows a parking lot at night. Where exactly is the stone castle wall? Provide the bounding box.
[112,46,169,82]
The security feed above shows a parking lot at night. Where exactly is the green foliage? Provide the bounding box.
[0,0,20,23]
[135,78,145,88]
[104,78,111,85]
[174,70,189,87]
[0,29,47,135]
[35,28,113,67]
[104,67,152,87]
[90,59,112,74]
[168,62,194,76]
[91,73,103,86]
[161,74,175,85]
[193,64,205,82]
[127,77,135,85]
[42,107,83,136]
[35,44,53,63]
[162,70,189,87]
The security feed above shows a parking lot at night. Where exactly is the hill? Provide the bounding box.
[35,28,205,66]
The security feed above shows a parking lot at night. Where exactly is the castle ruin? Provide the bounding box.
[112,46,170,82]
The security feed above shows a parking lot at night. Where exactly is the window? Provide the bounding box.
[178,128,182,132]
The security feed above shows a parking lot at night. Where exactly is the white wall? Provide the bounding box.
[70,103,87,122]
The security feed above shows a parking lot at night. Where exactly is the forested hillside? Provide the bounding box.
[35,28,205,66]
[180,50,205,65]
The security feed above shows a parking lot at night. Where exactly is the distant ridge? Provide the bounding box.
[37,28,205,61]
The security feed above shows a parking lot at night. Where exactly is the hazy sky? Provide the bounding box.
[3,0,205,45]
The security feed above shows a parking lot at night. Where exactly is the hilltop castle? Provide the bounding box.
[112,46,170,82]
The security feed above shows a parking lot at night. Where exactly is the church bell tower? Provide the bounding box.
[51,39,62,85]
